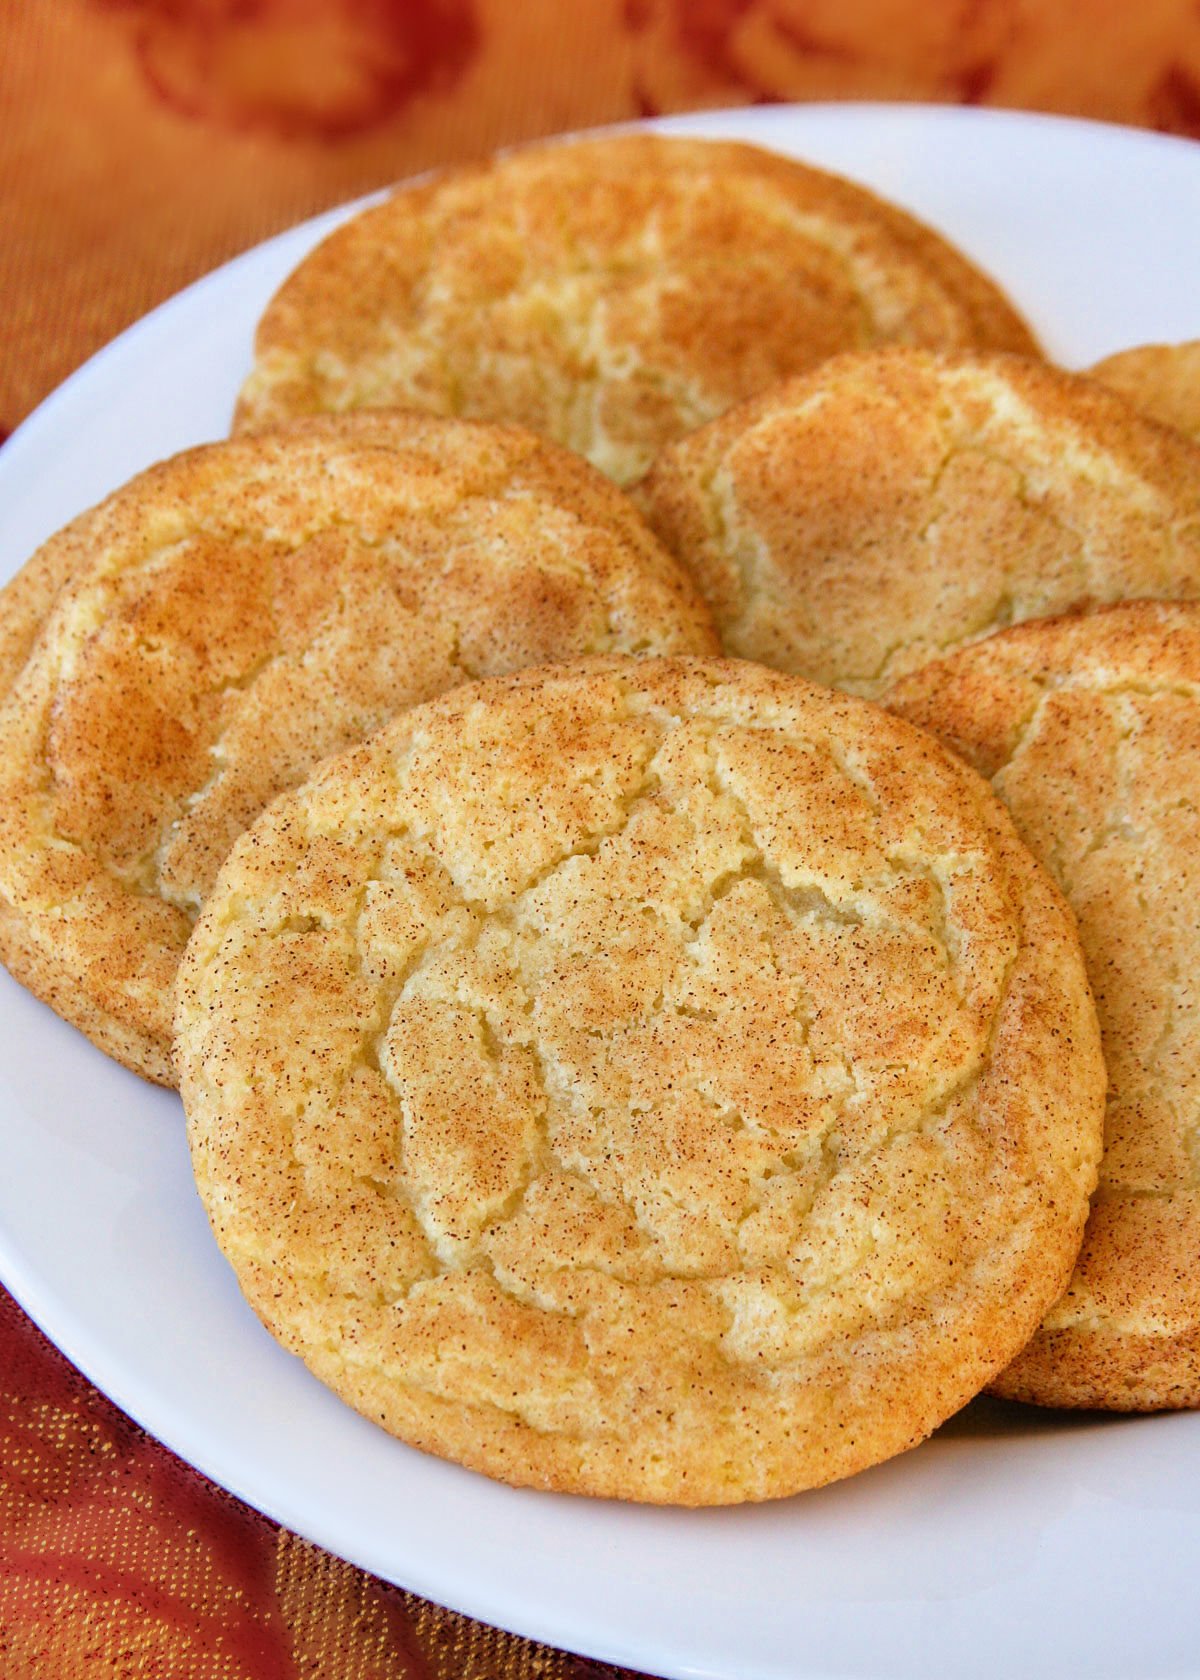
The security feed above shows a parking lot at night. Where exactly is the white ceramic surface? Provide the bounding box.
[1,105,1198,1680]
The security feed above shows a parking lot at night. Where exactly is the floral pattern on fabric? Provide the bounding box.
[0,1287,642,1680]
[94,0,481,139]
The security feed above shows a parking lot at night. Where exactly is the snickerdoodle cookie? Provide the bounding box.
[1089,341,1200,443]
[889,602,1200,1410]
[0,415,715,1084]
[637,349,1200,696]
[178,656,1104,1502]
[233,134,1038,484]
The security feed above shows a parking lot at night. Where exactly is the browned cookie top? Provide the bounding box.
[178,656,1103,1503]
[889,602,1200,1410]
[1090,340,1200,442]
[0,414,715,1083]
[234,134,1038,484]
[637,348,1200,695]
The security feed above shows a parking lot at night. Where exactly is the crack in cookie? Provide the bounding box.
[178,656,1105,1502]
[637,349,1200,696]
[888,601,1200,1409]
[0,414,716,1083]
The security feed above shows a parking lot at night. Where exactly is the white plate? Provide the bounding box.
[2,105,1199,1680]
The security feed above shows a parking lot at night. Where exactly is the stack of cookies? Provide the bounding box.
[2,132,1197,1504]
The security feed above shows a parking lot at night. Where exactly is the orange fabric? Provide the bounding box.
[0,1285,636,1679]
[2,3,1200,1674]
[4,0,1200,434]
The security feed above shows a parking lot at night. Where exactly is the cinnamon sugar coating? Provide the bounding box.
[0,415,715,1083]
[637,349,1200,696]
[889,602,1200,1409]
[178,657,1104,1502]
[1090,341,1200,443]
[234,135,1037,484]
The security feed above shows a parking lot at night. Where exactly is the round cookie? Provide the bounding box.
[0,414,716,1085]
[177,656,1105,1503]
[1089,341,1200,443]
[888,602,1200,1410]
[233,134,1039,485]
[636,348,1200,697]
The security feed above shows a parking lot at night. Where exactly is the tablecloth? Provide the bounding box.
[3,3,1200,1676]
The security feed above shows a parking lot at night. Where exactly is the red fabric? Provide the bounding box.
[0,1284,635,1679]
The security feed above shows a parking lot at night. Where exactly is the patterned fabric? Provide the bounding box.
[2,1,1198,1671]
[0,1287,637,1679]
[4,0,1200,431]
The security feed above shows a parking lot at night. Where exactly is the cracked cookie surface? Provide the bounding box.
[178,656,1104,1502]
[233,135,1038,485]
[888,602,1200,1409]
[636,349,1200,696]
[0,415,715,1084]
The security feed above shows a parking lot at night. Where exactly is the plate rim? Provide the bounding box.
[3,100,1200,1680]
[5,96,1200,472]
